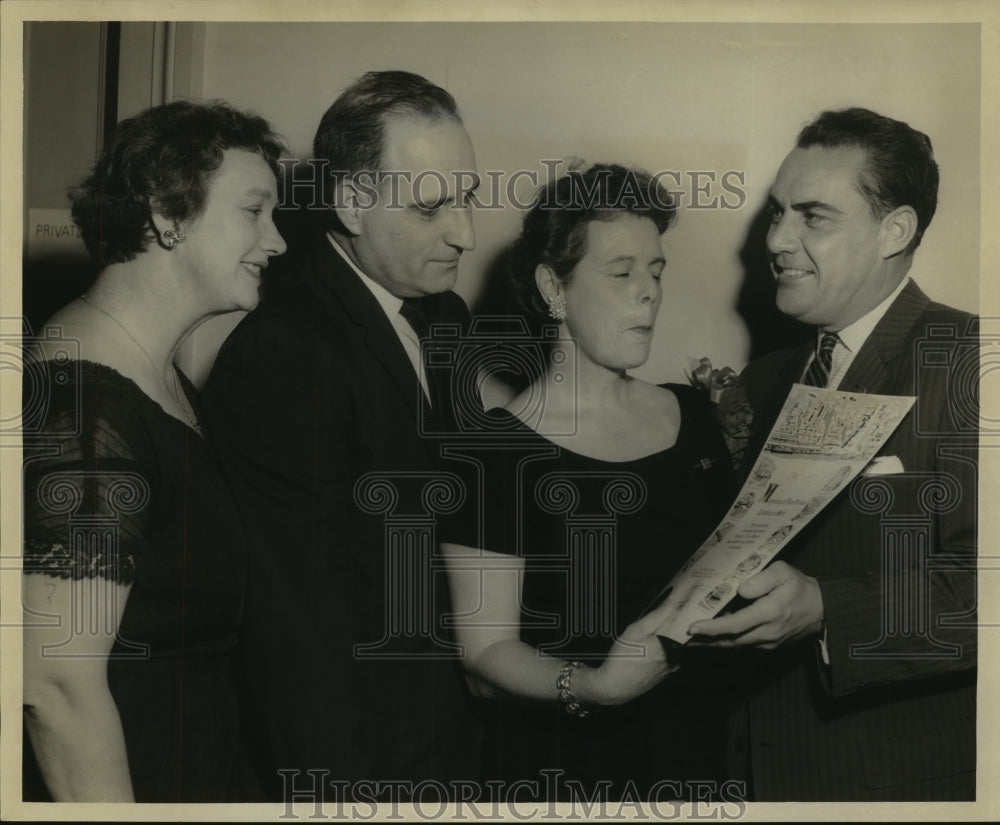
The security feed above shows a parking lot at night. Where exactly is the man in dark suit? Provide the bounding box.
[201,71,482,800]
[690,108,977,800]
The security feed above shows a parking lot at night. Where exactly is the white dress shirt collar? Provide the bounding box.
[822,276,911,389]
[326,232,431,403]
[327,232,404,318]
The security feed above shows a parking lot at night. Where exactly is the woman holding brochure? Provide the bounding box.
[440,164,739,799]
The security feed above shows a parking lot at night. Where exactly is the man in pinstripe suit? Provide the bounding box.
[690,108,977,800]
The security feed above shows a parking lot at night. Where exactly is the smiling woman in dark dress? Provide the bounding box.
[21,100,286,802]
[440,164,738,799]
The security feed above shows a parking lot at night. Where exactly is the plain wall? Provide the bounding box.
[23,23,103,223]
[22,23,105,329]
[180,22,980,385]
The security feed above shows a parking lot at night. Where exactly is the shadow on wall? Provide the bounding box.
[471,201,814,398]
[735,202,812,362]
[259,168,327,300]
[470,243,554,400]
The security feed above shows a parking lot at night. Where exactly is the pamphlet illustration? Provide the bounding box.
[652,384,916,643]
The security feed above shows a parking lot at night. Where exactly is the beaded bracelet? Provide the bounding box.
[556,661,590,718]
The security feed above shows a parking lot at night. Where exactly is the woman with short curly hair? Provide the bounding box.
[22,100,286,801]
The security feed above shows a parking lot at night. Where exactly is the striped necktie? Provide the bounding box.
[802,332,838,388]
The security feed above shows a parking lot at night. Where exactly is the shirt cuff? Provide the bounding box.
[817,621,831,666]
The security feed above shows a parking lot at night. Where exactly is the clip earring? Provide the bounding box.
[162,224,187,249]
[547,293,567,322]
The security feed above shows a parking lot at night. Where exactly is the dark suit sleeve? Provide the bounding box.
[818,339,978,696]
[740,335,976,697]
[201,308,368,789]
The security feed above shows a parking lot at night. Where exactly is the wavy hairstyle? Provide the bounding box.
[313,70,459,177]
[508,163,677,320]
[70,100,285,266]
[797,107,938,255]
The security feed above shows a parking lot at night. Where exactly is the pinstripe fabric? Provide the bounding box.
[802,333,838,387]
[734,280,978,800]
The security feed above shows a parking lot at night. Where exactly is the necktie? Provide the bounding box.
[399,298,441,413]
[399,298,430,341]
[802,332,838,388]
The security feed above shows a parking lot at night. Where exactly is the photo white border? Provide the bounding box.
[2,0,997,821]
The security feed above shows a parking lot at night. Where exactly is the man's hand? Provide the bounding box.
[687,561,824,649]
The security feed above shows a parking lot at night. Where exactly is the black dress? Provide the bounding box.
[22,360,246,802]
[440,384,738,799]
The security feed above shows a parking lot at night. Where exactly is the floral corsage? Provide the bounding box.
[690,357,754,468]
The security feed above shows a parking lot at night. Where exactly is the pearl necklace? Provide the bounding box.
[79,294,203,434]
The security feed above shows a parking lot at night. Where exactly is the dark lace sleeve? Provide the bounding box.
[23,381,153,586]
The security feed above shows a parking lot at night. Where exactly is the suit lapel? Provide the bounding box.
[310,234,427,422]
[838,279,930,394]
[781,343,811,388]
